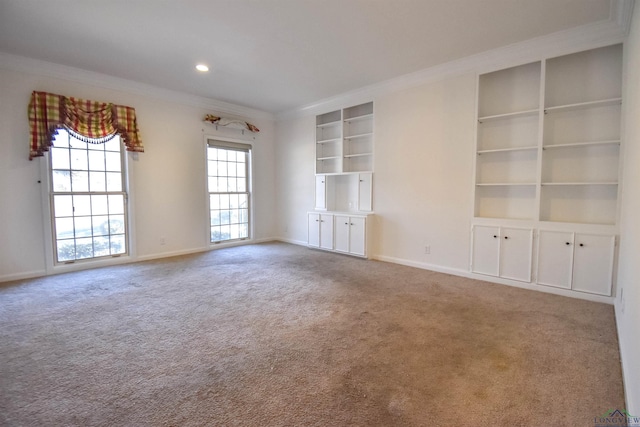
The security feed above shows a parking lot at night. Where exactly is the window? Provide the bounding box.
[207,140,251,243]
[49,129,127,263]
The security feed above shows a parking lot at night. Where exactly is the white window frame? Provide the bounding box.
[204,136,254,247]
[39,132,136,275]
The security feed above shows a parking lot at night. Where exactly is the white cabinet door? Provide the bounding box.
[308,213,320,248]
[334,215,350,253]
[349,217,366,256]
[319,214,334,250]
[358,173,372,212]
[472,226,500,276]
[315,175,326,210]
[499,228,533,282]
[572,234,615,295]
[536,230,573,289]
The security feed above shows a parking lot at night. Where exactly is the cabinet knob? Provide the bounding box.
[493,235,498,238]
[345,222,348,225]
[315,219,319,222]
[565,242,570,245]
[351,223,354,226]
[321,181,325,183]
[504,236,509,240]
[359,180,364,182]
[579,243,584,247]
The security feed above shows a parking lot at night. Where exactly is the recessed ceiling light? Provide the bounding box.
[196,64,209,72]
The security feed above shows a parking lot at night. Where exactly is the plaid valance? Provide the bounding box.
[28,91,144,160]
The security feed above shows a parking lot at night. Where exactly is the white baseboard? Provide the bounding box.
[273,236,308,246]
[614,302,636,416]
[373,254,614,305]
[0,269,48,284]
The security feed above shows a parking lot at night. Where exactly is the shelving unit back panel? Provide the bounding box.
[329,174,361,212]
[543,105,621,145]
[478,61,540,117]
[477,115,539,151]
[317,110,341,126]
[476,150,538,184]
[344,138,373,156]
[316,157,341,174]
[344,102,373,120]
[540,185,617,225]
[344,155,373,173]
[475,185,536,220]
[541,144,620,183]
[545,44,622,107]
[317,141,341,159]
[316,123,341,141]
[344,119,373,137]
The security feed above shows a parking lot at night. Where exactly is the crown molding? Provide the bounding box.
[277,2,630,121]
[0,51,275,121]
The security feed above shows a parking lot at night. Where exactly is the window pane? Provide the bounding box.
[105,152,121,171]
[71,171,89,192]
[207,147,218,161]
[89,171,106,192]
[75,237,94,259]
[51,148,70,170]
[239,224,248,238]
[70,149,88,170]
[109,215,125,234]
[218,161,227,177]
[52,170,71,192]
[218,177,227,193]
[103,138,120,152]
[227,177,237,192]
[230,224,239,240]
[210,194,220,210]
[237,179,246,192]
[208,177,216,191]
[106,172,122,192]
[217,149,227,161]
[211,226,222,242]
[87,142,103,151]
[57,239,75,262]
[110,235,126,254]
[220,210,231,225]
[93,215,110,236]
[220,225,230,240]
[73,195,91,216]
[207,160,217,176]
[88,150,106,171]
[238,194,248,208]
[54,195,73,217]
[210,210,220,226]
[219,194,230,209]
[237,162,246,177]
[108,195,124,214]
[91,195,109,215]
[229,194,239,209]
[54,130,70,147]
[75,216,92,238]
[55,217,74,240]
[93,237,110,257]
[230,209,239,224]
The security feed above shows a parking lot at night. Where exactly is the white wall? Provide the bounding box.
[616,1,640,414]
[373,75,476,270]
[0,66,276,281]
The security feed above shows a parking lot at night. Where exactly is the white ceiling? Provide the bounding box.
[0,0,618,114]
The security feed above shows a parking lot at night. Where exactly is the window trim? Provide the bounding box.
[39,132,136,275]
[204,135,254,247]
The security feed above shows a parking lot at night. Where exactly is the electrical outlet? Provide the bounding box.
[425,245,430,255]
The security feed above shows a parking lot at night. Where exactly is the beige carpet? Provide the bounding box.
[0,242,624,426]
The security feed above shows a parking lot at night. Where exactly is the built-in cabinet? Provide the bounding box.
[471,44,622,298]
[471,226,533,283]
[308,213,334,250]
[308,212,371,258]
[310,102,375,258]
[536,231,615,296]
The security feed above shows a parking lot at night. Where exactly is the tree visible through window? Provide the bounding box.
[207,140,250,243]
[50,129,127,262]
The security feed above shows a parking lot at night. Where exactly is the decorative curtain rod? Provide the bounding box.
[204,114,259,133]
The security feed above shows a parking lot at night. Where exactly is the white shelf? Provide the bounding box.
[316,120,341,129]
[344,113,373,123]
[543,140,620,150]
[344,132,373,140]
[478,109,539,123]
[541,182,618,186]
[476,182,536,187]
[344,153,372,158]
[544,98,622,114]
[477,146,537,154]
[317,137,342,144]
